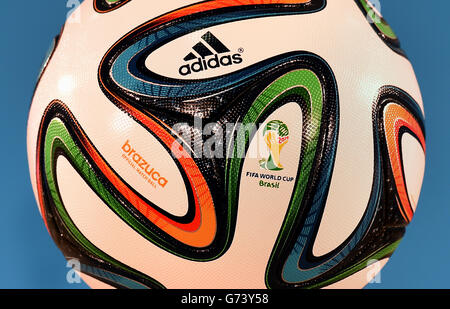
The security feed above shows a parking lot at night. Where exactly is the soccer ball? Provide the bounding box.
[27,0,426,289]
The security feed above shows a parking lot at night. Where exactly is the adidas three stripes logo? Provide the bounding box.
[184,32,231,61]
[179,32,243,76]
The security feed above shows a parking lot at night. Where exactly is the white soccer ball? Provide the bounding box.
[27,0,425,289]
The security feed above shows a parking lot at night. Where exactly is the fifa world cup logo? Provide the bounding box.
[259,120,289,171]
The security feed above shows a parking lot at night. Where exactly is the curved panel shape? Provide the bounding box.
[382,98,426,222]
[35,101,220,264]
[224,55,340,288]
[36,109,164,288]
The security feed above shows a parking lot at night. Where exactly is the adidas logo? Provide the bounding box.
[178,31,243,76]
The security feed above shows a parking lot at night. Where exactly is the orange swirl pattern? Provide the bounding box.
[130,0,311,36]
[37,101,216,248]
[79,116,217,247]
[383,103,426,222]
[99,0,313,45]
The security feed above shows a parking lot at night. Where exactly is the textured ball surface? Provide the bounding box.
[27,0,426,289]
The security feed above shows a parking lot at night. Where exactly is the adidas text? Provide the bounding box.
[179,53,243,76]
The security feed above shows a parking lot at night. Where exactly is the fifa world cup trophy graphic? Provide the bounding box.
[259,120,290,171]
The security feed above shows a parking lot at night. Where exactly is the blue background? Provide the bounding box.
[0,0,448,289]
